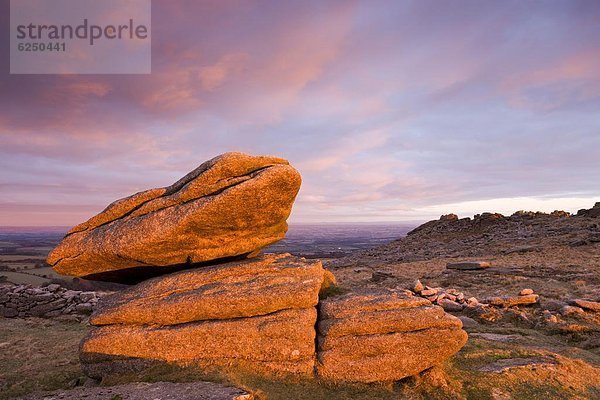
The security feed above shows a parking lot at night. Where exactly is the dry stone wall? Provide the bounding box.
[0,283,105,321]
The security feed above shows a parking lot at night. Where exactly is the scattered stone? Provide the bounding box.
[421,288,438,296]
[519,288,534,296]
[572,299,600,312]
[540,299,566,311]
[457,315,479,329]
[47,152,302,283]
[467,297,479,306]
[561,305,585,316]
[438,298,463,312]
[446,261,491,270]
[465,304,504,323]
[485,294,539,308]
[370,271,393,282]
[413,279,424,293]
[316,290,467,383]
[409,282,478,313]
[543,310,559,324]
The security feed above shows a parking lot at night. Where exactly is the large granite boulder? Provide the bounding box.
[82,308,317,379]
[316,290,468,383]
[47,153,301,282]
[90,254,325,325]
[80,254,327,379]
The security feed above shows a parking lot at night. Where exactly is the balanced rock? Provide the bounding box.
[316,290,468,383]
[447,261,491,270]
[81,254,326,379]
[47,153,301,282]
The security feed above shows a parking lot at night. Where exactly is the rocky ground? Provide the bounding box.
[326,208,600,348]
[320,205,600,398]
[1,204,600,399]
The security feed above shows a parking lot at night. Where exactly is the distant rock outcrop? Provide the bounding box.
[316,290,468,382]
[80,254,327,379]
[47,153,301,283]
[329,203,600,266]
[577,202,600,218]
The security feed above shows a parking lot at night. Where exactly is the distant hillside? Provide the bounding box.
[329,202,600,266]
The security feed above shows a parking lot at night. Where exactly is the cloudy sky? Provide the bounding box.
[1,0,599,226]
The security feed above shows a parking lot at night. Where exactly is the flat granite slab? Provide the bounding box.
[20,381,252,400]
[446,261,491,270]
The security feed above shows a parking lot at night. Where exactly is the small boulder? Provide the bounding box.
[485,294,539,308]
[413,279,424,293]
[438,298,464,312]
[421,288,437,296]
